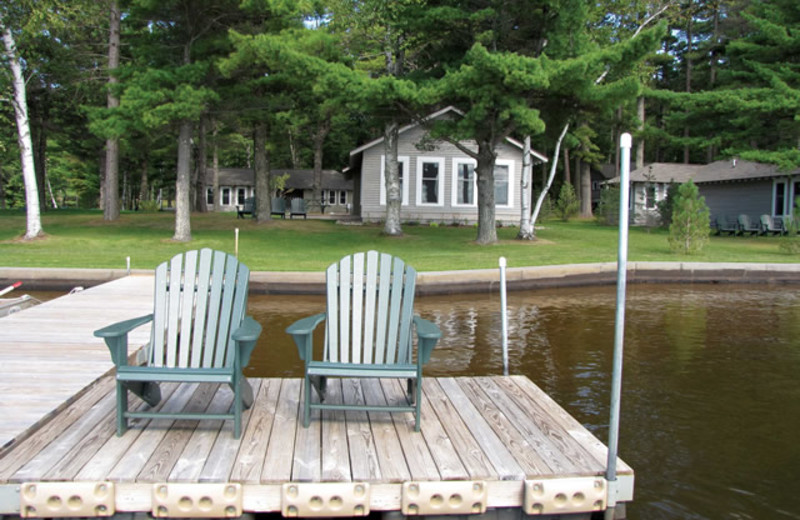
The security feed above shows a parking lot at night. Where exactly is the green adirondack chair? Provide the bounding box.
[286,251,441,432]
[94,249,262,438]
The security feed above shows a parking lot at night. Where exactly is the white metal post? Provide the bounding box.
[499,257,509,376]
[605,133,632,519]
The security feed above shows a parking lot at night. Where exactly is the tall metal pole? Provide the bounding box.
[605,133,632,520]
[499,257,509,376]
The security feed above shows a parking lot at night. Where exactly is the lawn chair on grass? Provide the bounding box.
[237,197,255,218]
[94,249,262,438]
[290,198,307,219]
[738,214,762,236]
[271,197,286,219]
[760,215,784,236]
[286,251,441,432]
[715,215,739,236]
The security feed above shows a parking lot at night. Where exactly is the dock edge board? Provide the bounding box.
[0,475,633,517]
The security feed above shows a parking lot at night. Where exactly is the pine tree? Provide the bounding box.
[668,179,710,254]
[554,183,580,222]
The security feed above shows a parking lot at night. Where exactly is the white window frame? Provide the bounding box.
[494,159,515,208]
[379,155,409,206]
[452,158,478,208]
[206,187,214,205]
[221,188,231,206]
[339,190,347,205]
[416,156,445,207]
[773,179,788,216]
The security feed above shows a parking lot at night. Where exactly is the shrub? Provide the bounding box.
[554,183,579,222]
[657,182,680,228]
[668,180,710,254]
[779,197,800,255]
[595,185,620,226]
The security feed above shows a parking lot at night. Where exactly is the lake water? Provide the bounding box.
[245,284,800,520]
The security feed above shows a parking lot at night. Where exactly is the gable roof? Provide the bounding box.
[348,106,549,165]
[606,159,800,185]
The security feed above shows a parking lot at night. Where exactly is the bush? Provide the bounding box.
[595,186,620,226]
[668,180,710,254]
[554,183,579,222]
[657,182,680,228]
[779,197,800,255]
[139,199,160,212]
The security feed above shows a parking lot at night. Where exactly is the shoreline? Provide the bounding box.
[2,261,800,295]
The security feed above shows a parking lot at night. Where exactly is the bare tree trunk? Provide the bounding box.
[172,120,193,242]
[475,141,498,245]
[636,96,645,169]
[195,117,208,212]
[104,0,121,220]
[254,122,271,222]
[530,124,570,234]
[139,157,149,201]
[212,121,219,212]
[580,160,592,218]
[2,22,42,239]
[311,118,330,213]
[383,121,402,236]
[563,147,570,184]
[517,136,534,239]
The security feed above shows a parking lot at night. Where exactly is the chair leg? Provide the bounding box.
[234,378,243,440]
[414,379,422,433]
[303,374,312,428]
[116,379,128,436]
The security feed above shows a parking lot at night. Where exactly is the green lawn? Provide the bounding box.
[0,209,796,271]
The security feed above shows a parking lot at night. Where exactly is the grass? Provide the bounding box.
[0,208,797,271]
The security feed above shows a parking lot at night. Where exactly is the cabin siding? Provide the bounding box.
[700,181,773,219]
[360,125,526,225]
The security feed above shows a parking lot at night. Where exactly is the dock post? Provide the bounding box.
[605,132,632,520]
[499,257,509,376]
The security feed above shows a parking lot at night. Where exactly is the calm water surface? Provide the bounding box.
[245,284,800,520]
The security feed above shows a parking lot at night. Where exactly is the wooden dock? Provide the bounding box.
[0,276,633,519]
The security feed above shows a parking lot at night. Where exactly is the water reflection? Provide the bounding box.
[246,283,800,520]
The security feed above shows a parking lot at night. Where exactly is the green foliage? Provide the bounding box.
[668,180,711,255]
[657,182,680,228]
[779,197,800,255]
[595,185,620,226]
[554,183,580,222]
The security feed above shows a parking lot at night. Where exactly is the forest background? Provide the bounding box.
[0,0,797,244]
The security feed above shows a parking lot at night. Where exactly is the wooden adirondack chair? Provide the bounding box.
[738,214,762,236]
[286,251,441,432]
[715,215,739,236]
[760,214,784,235]
[289,198,307,219]
[271,197,286,219]
[94,249,262,438]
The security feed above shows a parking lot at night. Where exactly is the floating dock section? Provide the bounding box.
[0,276,633,519]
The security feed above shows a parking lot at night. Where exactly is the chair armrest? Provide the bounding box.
[93,314,154,366]
[286,312,326,362]
[413,315,441,365]
[232,316,262,367]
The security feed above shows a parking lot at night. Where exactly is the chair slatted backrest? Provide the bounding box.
[324,251,417,365]
[149,249,249,369]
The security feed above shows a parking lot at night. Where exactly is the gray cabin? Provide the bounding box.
[348,107,548,225]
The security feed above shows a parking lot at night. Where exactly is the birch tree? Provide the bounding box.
[0,10,42,239]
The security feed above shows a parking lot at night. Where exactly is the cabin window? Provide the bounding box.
[327,190,336,204]
[237,188,246,205]
[380,155,409,205]
[453,158,477,207]
[221,188,231,206]
[494,160,514,207]
[339,190,347,205]
[206,188,214,205]
[417,157,444,206]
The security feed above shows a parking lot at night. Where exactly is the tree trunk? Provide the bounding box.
[475,141,497,245]
[580,160,592,218]
[684,12,693,164]
[254,122,271,222]
[212,121,219,212]
[563,147,571,185]
[636,96,645,169]
[383,121,402,236]
[172,120,193,242]
[311,118,330,213]
[139,156,149,202]
[2,22,42,239]
[195,117,208,212]
[517,136,534,240]
[104,0,121,220]
[531,124,570,234]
